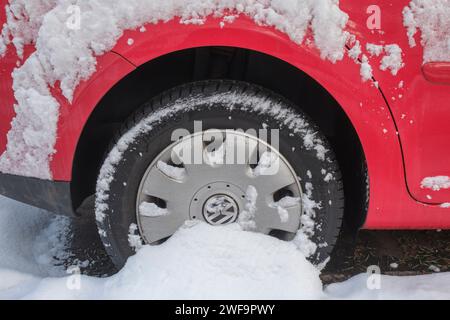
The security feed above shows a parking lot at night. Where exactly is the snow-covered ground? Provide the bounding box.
[0,195,448,300]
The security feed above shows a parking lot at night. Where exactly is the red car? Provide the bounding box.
[0,0,449,269]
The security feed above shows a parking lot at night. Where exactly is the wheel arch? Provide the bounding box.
[69,18,403,230]
[72,46,369,231]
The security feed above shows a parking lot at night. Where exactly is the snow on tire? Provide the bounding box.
[95,80,344,269]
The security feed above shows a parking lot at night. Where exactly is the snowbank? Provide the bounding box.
[0,201,324,299]
[1,196,449,300]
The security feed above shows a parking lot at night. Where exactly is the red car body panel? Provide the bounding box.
[0,0,449,229]
[342,0,450,206]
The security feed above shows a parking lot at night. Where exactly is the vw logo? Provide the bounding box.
[203,195,239,225]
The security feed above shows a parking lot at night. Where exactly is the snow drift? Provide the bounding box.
[0,203,324,299]
[1,196,449,300]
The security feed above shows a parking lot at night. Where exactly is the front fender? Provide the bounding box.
[50,52,135,180]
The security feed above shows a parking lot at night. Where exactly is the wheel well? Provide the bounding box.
[71,46,368,231]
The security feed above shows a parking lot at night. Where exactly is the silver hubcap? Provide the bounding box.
[136,130,302,244]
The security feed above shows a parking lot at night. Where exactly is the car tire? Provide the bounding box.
[95,80,344,270]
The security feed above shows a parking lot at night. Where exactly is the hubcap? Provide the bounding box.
[136,130,303,245]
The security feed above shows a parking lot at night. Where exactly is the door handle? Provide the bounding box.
[422,62,450,85]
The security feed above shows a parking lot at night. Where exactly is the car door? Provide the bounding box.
[342,0,450,204]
